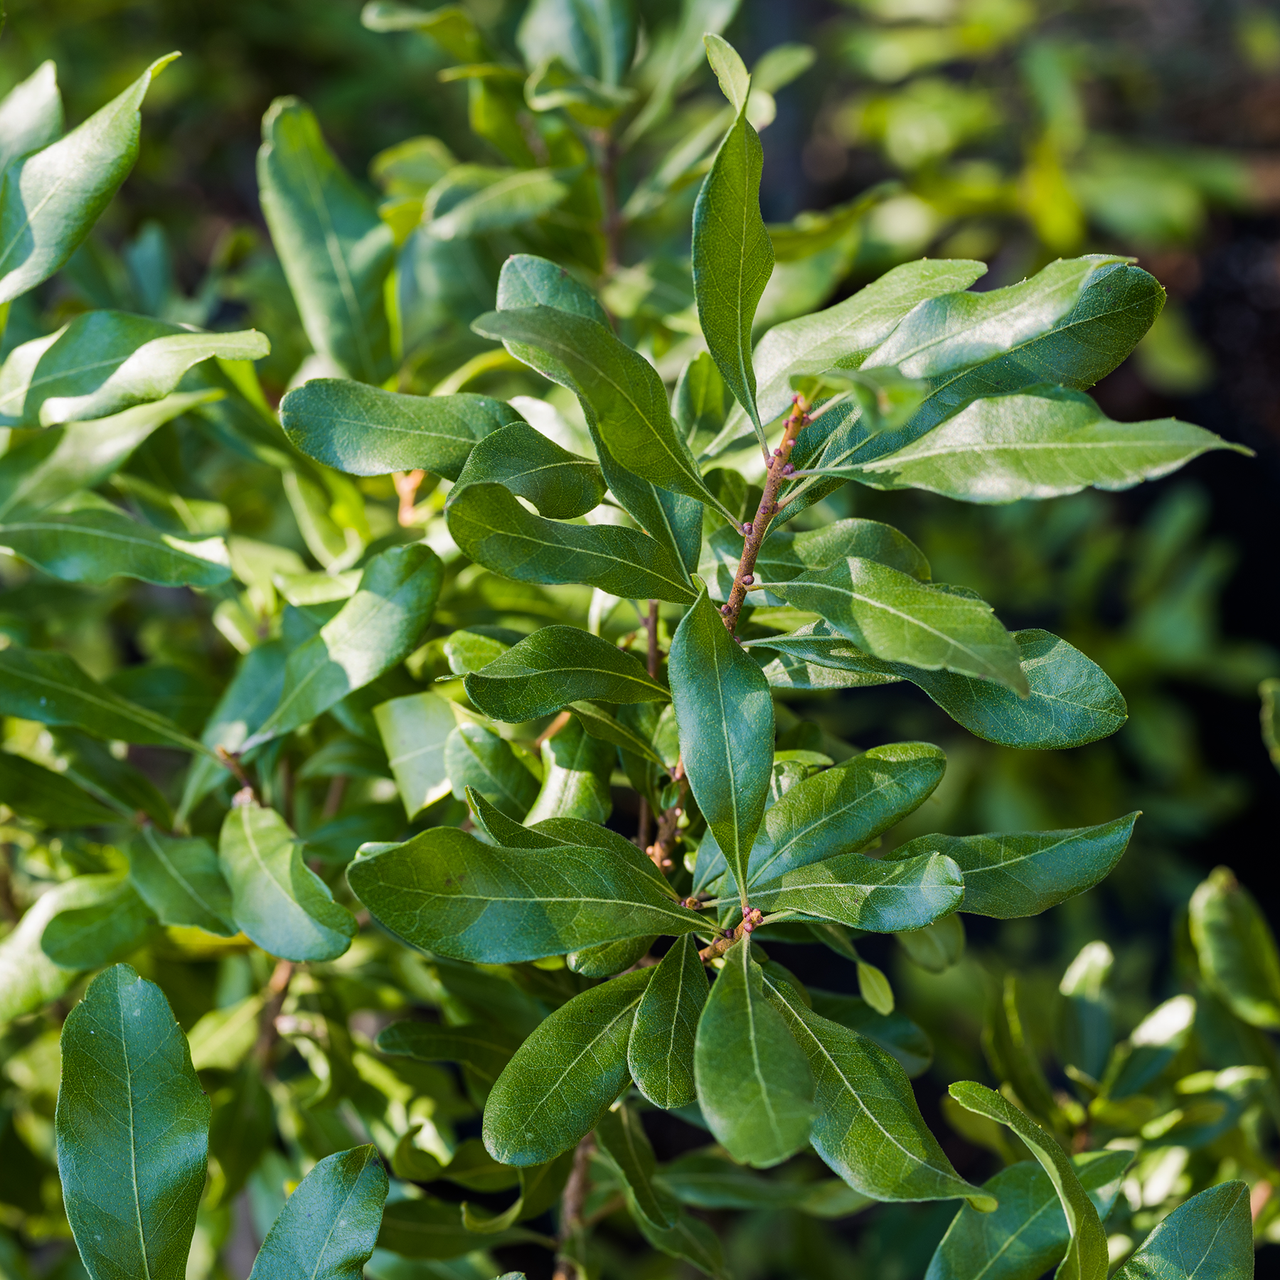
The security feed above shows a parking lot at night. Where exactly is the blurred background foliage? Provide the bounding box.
[2,0,1280,1275]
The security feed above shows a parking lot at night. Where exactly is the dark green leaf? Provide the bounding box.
[570,699,667,767]
[39,874,155,968]
[56,965,209,1280]
[630,933,710,1108]
[523,719,615,824]
[445,722,541,818]
[377,1197,543,1258]
[126,829,236,936]
[377,1021,521,1083]
[597,1102,674,1228]
[0,750,117,826]
[567,933,654,977]
[808,990,933,1078]
[1189,866,1280,1030]
[1112,1180,1252,1280]
[633,1207,727,1280]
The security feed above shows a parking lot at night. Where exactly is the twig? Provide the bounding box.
[252,959,295,1067]
[217,747,256,799]
[534,709,573,750]
[321,775,347,821]
[645,761,686,874]
[552,1133,595,1280]
[393,470,425,526]
[698,908,764,963]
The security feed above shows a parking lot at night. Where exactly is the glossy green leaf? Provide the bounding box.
[56,965,209,1280]
[1189,866,1280,1030]
[597,1102,674,1228]
[629,933,710,1109]
[670,589,774,898]
[219,800,357,962]
[126,829,236,936]
[694,939,815,1168]
[808,990,933,1078]
[245,544,443,748]
[765,974,993,1208]
[280,381,520,480]
[248,1146,387,1280]
[949,1081,1107,1280]
[0,312,268,427]
[769,559,1027,693]
[1102,994,1196,1100]
[523,719,614,824]
[348,826,701,963]
[463,625,667,722]
[452,419,605,519]
[446,480,697,603]
[446,722,540,817]
[0,645,206,752]
[692,39,772,439]
[426,166,569,239]
[0,61,63,172]
[258,96,395,383]
[0,56,178,304]
[926,1150,1132,1280]
[0,750,117,826]
[376,1021,521,1083]
[567,934,654,977]
[483,969,652,1165]
[1112,1180,1252,1280]
[374,690,456,817]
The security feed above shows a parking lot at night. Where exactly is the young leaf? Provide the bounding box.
[0,61,63,172]
[377,1021,521,1084]
[39,875,156,969]
[694,939,815,1168]
[1101,994,1196,1101]
[887,814,1139,919]
[244,543,443,749]
[258,97,395,384]
[347,827,701,964]
[446,722,541,818]
[596,1102,674,1228]
[0,55,178,304]
[692,36,773,440]
[629,933,710,1109]
[483,969,653,1165]
[1189,866,1280,1030]
[219,800,357,962]
[523,720,615,824]
[948,1081,1108,1280]
[426,166,570,239]
[56,965,210,1280]
[0,751,118,827]
[447,480,698,603]
[281,381,521,479]
[463,625,668,722]
[374,690,456,817]
[1112,1180,1252,1280]
[126,830,236,936]
[764,975,994,1208]
[670,589,774,898]
[248,1146,388,1280]
[768,561,1028,694]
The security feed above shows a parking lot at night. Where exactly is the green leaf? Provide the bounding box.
[281,381,521,480]
[597,1102,674,1228]
[926,1150,1133,1280]
[898,914,965,973]
[0,750,117,826]
[768,562,1028,693]
[126,829,236,937]
[0,645,206,752]
[836,387,1248,500]
[764,976,992,1208]
[692,40,773,439]
[887,814,1138,919]
[446,480,698,603]
[694,939,815,1167]
[657,1149,868,1217]
[808,990,933,1078]
[377,1197,543,1258]
[751,849,963,933]
[463,625,667,722]
[1189,866,1280,1030]
[0,61,63,172]
[517,0,636,86]
[948,1081,1107,1280]
[0,55,178,304]
[361,2,485,62]
[452,419,605,519]
[348,827,701,963]
[244,544,443,749]
[446,722,541,817]
[187,995,264,1072]
[258,96,395,383]
[426,166,570,239]
[523,719,615,825]
[483,969,653,1165]
[670,589,774,898]
[56,964,210,1280]
[567,934,654,977]
[633,1205,728,1280]
[374,690,457,817]
[751,626,1124,749]
[1112,1180,1252,1280]
[219,799,357,962]
[629,933,710,1109]
[1101,994,1196,1101]
[248,1146,387,1280]
[376,1021,521,1084]
[0,312,268,427]
[570,699,667,767]
[472,307,733,520]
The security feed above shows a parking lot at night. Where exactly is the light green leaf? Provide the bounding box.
[887,814,1138,920]
[0,312,268,427]
[361,2,485,61]
[249,1146,388,1280]
[567,933,654,978]
[0,55,178,304]
[766,973,992,1208]
[187,995,264,1072]
[1189,866,1280,1030]
[281,380,520,480]
[446,723,541,818]
[258,96,395,384]
[670,589,774,898]
[517,0,636,86]
[948,1081,1108,1280]
[0,61,63,173]
[244,543,443,749]
[523,719,615,825]
[374,690,456,817]
[446,480,698,603]
[629,933,709,1109]
[463,625,667,722]
[597,1102,674,1228]
[348,827,700,963]
[768,560,1028,693]
[0,750,118,827]
[377,1020,521,1084]
[483,969,653,1165]
[126,829,236,937]
[56,964,209,1280]
[1112,1180,1252,1280]
[703,34,750,111]
[1101,994,1196,1102]
[219,800,357,962]
[426,166,569,239]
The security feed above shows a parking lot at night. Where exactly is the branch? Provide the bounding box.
[552,1133,595,1280]
[698,907,764,962]
[252,959,295,1067]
